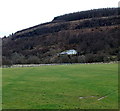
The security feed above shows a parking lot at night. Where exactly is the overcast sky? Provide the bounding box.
[0,0,119,37]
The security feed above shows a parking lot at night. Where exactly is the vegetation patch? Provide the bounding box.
[2,63,118,109]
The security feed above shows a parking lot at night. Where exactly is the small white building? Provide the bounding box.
[59,49,77,55]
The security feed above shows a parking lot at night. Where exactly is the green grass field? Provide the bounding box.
[2,63,118,109]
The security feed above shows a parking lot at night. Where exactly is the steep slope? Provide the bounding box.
[2,8,120,65]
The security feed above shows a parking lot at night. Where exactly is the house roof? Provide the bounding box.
[59,49,77,55]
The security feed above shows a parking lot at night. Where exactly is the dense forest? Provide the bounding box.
[53,8,120,22]
[2,8,120,65]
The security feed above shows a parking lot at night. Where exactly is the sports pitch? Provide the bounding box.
[2,63,118,109]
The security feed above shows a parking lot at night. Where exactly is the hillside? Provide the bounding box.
[2,8,120,65]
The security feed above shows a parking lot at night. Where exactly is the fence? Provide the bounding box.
[1,61,119,68]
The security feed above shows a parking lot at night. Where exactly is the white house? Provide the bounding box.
[59,49,77,55]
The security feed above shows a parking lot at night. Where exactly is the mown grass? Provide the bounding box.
[2,63,118,109]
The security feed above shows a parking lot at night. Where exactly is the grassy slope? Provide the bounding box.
[2,64,118,109]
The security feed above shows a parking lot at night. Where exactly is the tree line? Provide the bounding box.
[53,8,120,22]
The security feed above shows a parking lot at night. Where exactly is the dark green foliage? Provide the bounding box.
[53,8,120,22]
[75,16,120,29]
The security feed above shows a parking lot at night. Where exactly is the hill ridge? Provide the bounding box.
[2,8,120,65]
